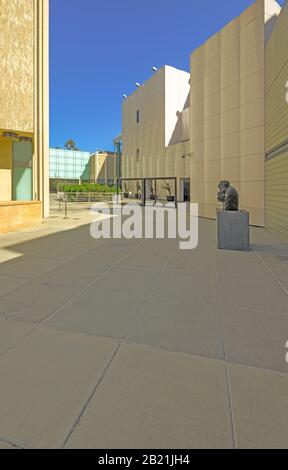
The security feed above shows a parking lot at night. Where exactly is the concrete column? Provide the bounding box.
[34,0,49,218]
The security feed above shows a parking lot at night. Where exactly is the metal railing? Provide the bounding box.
[58,192,120,203]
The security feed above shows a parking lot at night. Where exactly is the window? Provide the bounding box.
[136,110,140,124]
[136,149,140,163]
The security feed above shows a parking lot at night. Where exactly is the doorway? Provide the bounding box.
[180,178,190,202]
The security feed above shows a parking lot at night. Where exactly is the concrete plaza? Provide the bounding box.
[0,203,288,449]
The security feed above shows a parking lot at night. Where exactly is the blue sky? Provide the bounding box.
[50,0,284,152]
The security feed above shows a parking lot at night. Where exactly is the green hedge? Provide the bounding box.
[63,183,117,193]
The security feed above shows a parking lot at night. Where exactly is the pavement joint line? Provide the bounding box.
[0,279,33,300]
[0,239,145,361]
[0,268,41,281]
[0,273,35,283]
[35,321,288,379]
[218,302,288,317]
[252,248,288,298]
[0,237,121,294]
[122,338,288,377]
[0,436,30,450]
[0,238,107,275]
[61,254,173,448]
[0,312,39,326]
[60,252,288,450]
[121,255,173,341]
[114,266,164,272]
[214,262,238,450]
[137,289,218,304]
[1,218,287,448]
[147,293,218,305]
[60,341,122,449]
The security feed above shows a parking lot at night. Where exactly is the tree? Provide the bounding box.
[64,139,79,151]
[161,180,171,195]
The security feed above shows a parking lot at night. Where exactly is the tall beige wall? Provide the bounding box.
[34,0,50,217]
[122,66,190,183]
[122,67,166,180]
[106,155,116,181]
[122,0,284,219]
[190,0,281,226]
[265,0,288,151]
[88,153,117,183]
[265,0,288,240]
[0,0,49,216]
[0,0,34,133]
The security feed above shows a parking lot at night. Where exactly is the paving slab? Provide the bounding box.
[0,318,34,355]
[214,249,260,264]
[94,267,161,295]
[39,249,128,288]
[24,243,91,262]
[251,227,284,246]
[66,343,233,449]
[39,263,103,288]
[0,280,81,323]
[262,262,288,290]
[118,252,169,270]
[0,274,29,297]
[276,276,288,291]
[139,239,179,255]
[41,226,105,248]
[0,255,64,280]
[253,242,288,259]
[228,364,288,449]
[164,253,216,276]
[0,249,23,264]
[151,271,218,303]
[0,326,117,449]
[219,278,288,313]
[216,261,275,282]
[127,296,224,359]
[104,239,142,253]
[0,214,287,449]
[4,240,57,258]
[222,307,288,373]
[47,288,146,339]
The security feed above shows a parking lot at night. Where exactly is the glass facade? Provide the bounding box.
[49,148,91,181]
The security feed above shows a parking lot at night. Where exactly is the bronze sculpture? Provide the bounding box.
[217,180,239,211]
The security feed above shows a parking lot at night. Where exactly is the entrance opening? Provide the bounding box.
[117,177,178,208]
[180,178,190,202]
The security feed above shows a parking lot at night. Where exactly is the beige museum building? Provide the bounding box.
[265,1,288,240]
[122,0,288,240]
[0,0,49,233]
